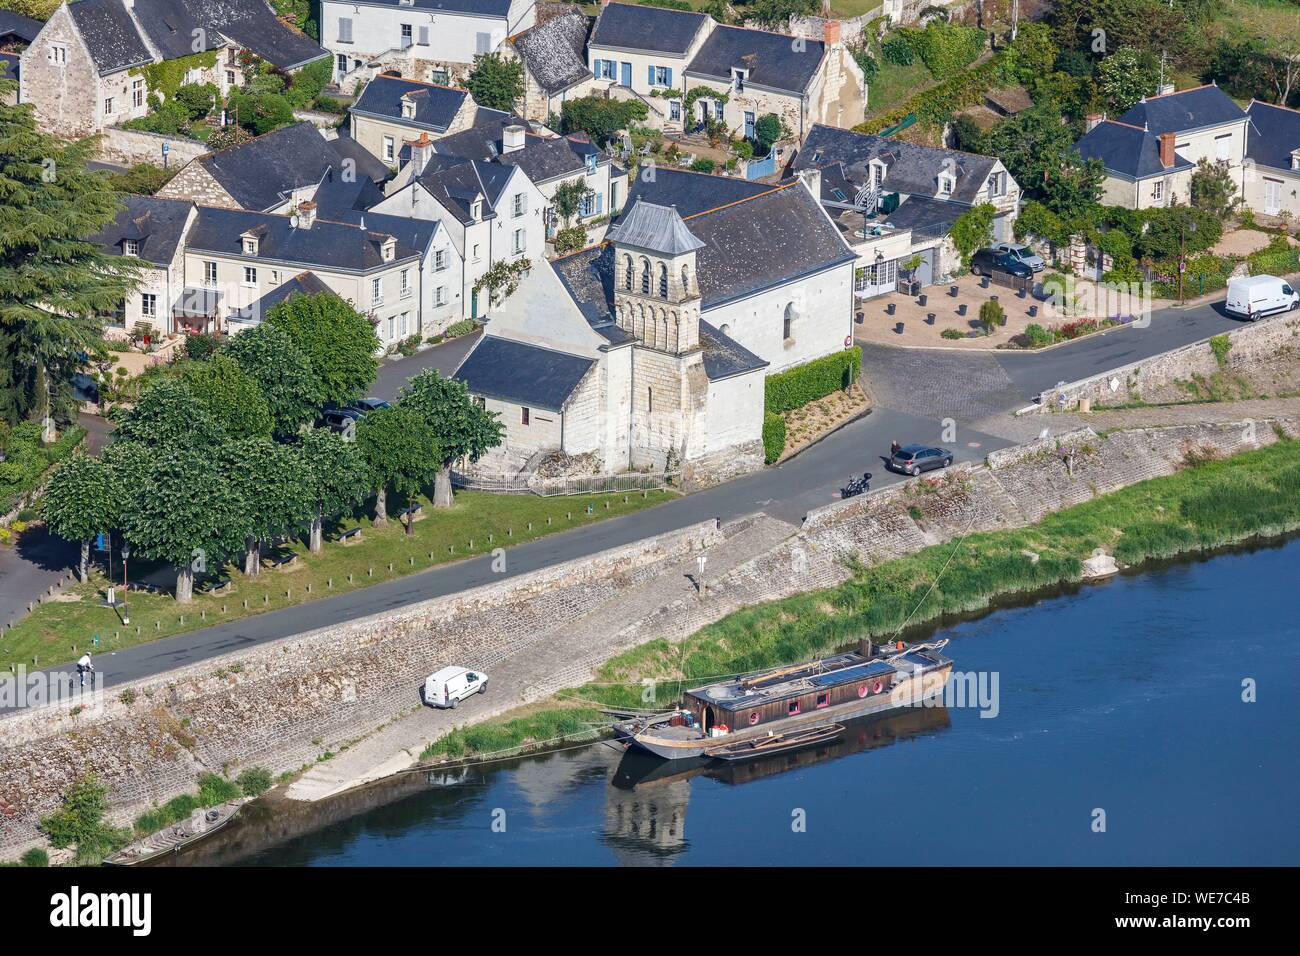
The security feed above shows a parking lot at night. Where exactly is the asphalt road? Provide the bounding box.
[1,293,1249,693]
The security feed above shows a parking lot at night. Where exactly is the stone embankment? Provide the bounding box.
[1,418,1297,857]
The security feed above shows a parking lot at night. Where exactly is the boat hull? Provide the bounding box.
[623,663,952,761]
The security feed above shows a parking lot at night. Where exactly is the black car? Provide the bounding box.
[970,248,1033,280]
[318,408,363,434]
[346,397,392,414]
[890,444,953,476]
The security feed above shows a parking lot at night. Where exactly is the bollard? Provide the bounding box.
[488,533,493,542]
[263,595,268,605]
[327,578,332,589]
[409,556,414,565]
[244,599,249,609]
[348,573,353,583]
[388,563,394,572]
[307,584,312,593]
[368,568,373,577]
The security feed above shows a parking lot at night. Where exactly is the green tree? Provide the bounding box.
[560,96,649,146]
[356,406,440,533]
[41,453,120,582]
[1096,46,1159,114]
[397,370,503,508]
[178,354,273,439]
[298,427,368,552]
[267,292,380,407]
[976,101,1076,199]
[1189,158,1238,219]
[221,322,322,440]
[118,443,249,601]
[754,114,783,152]
[466,52,524,112]
[950,203,997,265]
[112,376,225,450]
[1040,154,1105,221]
[221,438,309,575]
[0,80,143,432]
[227,89,294,135]
[553,180,595,227]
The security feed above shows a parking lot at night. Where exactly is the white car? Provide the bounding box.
[423,666,488,709]
[1225,275,1298,320]
[991,242,1046,273]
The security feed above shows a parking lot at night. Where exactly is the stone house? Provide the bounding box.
[87,195,195,338]
[584,1,866,139]
[348,72,481,165]
[501,7,594,124]
[1075,84,1249,211]
[790,123,1020,298]
[20,0,327,138]
[157,120,391,213]
[1242,100,1300,220]
[321,0,536,91]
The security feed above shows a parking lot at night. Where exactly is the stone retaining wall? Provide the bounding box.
[97,128,208,168]
[0,519,721,855]
[1031,313,1300,411]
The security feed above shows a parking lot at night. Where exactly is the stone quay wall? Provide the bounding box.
[1032,313,1300,412]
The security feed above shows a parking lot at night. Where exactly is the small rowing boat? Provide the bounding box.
[705,723,844,761]
[103,800,244,866]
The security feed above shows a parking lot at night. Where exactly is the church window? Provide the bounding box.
[658,263,668,298]
[624,254,633,291]
[640,258,651,294]
[681,265,689,292]
[647,387,653,412]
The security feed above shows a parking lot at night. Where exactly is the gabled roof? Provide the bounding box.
[1115,84,1247,135]
[187,0,326,71]
[1075,120,1194,180]
[416,159,516,224]
[0,10,42,42]
[590,1,707,56]
[131,0,209,61]
[454,335,595,412]
[351,74,469,133]
[428,108,530,161]
[194,122,348,212]
[187,206,420,272]
[68,0,153,75]
[499,133,601,185]
[342,0,511,13]
[88,195,192,266]
[612,165,771,217]
[328,209,442,254]
[606,199,705,255]
[698,320,768,381]
[686,24,825,96]
[793,124,999,205]
[511,9,592,96]
[1245,100,1300,172]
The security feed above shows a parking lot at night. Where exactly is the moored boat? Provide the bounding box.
[614,638,952,761]
[705,723,845,761]
[103,800,245,866]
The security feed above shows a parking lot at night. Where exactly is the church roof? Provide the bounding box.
[606,199,705,255]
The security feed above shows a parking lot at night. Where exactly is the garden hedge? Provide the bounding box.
[764,347,862,414]
[762,412,786,464]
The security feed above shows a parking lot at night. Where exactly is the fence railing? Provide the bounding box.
[451,469,680,497]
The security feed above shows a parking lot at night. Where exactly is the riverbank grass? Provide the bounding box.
[2,489,674,672]
[426,437,1300,757]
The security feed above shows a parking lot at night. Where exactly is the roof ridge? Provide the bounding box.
[1248,98,1300,116]
[1145,83,1214,100]
[200,119,317,162]
[682,180,796,221]
[373,72,469,95]
[1102,119,1148,132]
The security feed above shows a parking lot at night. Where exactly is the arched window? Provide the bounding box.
[681,265,690,293]
[640,258,651,294]
[783,301,800,341]
[658,263,668,298]
[623,254,633,291]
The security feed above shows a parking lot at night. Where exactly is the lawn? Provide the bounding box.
[865,59,936,119]
[1,487,675,672]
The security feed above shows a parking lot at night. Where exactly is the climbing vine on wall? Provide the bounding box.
[132,50,219,101]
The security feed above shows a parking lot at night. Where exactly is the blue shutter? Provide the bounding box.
[596,193,604,214]
[620,61,631,87]
[665,68,673,88]
[648,64,655,86]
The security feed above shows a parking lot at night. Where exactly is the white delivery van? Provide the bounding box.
[424,666,488,709]
[1225,275,1299,320]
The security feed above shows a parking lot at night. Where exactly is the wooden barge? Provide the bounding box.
[614,639,952,761]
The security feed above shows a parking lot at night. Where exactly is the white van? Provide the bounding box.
[423,666,488,709]
[1225,275,1298,320]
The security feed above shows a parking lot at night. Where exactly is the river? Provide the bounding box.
[170,538,1300,866]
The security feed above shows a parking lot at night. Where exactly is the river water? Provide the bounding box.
[182,538,1300,866]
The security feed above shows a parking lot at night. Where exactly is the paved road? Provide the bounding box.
[0,294,1249,693]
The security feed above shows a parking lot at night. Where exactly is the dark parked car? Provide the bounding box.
[318,408,363,434]
[890,444,953,476]
[346,397,391,414]
[970,248,1033,280]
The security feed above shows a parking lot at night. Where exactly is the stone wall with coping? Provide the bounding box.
[97,128,209,169]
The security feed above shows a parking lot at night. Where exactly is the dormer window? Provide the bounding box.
[937,173,955,196]
[401,97,415,119]
[870,161,885,188]
[584,153,597,174]
[732,68,747,92]
[122,240,139,257]
[471,199,482,220]
[381,237,396,262]
[243,238,258,256]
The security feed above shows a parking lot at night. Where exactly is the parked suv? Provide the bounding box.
[890,444,954,476]
[990,242,1045,272]
[318,407,363,434]
[970,248,1033,280]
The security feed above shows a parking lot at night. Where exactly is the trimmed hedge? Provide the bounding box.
[762,412,786,464]
[764,347,862,414]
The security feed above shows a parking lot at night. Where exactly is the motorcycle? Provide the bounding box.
[840,471,872,499]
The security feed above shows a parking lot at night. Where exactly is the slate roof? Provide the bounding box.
[1074,120,1194,180]
[429,109,531,160]
[698,320,767,381]
[351,74,468,133]
[454,336,595,411]
[431,112,603,185]
[793,124,998,205]
[0,10,42,41]
[1245,101,1300,172]
[187,207,420,272]
[417,159,516,224]
[343,0,511,14]
[612,166,770,217]
[1115,84,1247,135]
[606,199,705,255]
[88,195,192,267]
[880,195,967,242]
[686,24,825,95]
[555,176,853,316]
[188,0,326,71]
[328,209,442,254]
[68,0,153,75]
[590,2,706,56]
[132,0,209,61]
[244,271,337,319]
[511,9,591,96]
[194,122,347,212]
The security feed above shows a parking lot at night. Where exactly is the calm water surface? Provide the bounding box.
[207,539,1300,866]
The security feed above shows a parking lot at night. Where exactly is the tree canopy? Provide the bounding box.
[221,321,321,440]
[178,354,274,440]
[466,53,524,113]
[41,453,120,581]
[266,292,380,407]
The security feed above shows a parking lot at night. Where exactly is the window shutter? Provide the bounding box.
[648,64,655,86]
[476,32,491,54]
[665,68,673,88]
[596,193,603,214]
[339,18,352,43]
[418,26,429,45]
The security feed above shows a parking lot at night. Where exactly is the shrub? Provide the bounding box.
[881,33,916,66]
[979,300,1006,333]
[907,20,985,78]
[553,225,588,255]
[40,775,130,863]
[762,411,786,464]
[1023,323,1054,347]
[689,158,716,173]
[444,319,478,338]
[173,82,219,120]
[1248,236,1300,276]
[197,772,241,805]
[183,332,221,361]
[764,348,862,413]
[237,767,273,798]
[397,334,421,356]
[20,848,48,867]
[941,327,966,340]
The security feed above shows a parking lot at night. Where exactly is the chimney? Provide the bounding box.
[1158,83,1175,97]
[502,124,526,154]
[294,201,317,229]
[823,20,841,47]
[1085,113,1103,133]
[798,167,821,201]
[1158,132,1175,169]
[407,132,433,176]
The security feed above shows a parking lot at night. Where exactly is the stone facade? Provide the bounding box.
[18,5,101,138]
[156,159,239,208]
[96,127,210,168]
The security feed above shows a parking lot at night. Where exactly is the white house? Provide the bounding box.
[88,196,196,339]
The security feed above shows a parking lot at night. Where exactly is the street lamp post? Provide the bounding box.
[120,541,131,625]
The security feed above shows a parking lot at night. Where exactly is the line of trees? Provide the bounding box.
[43,292,503,602]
